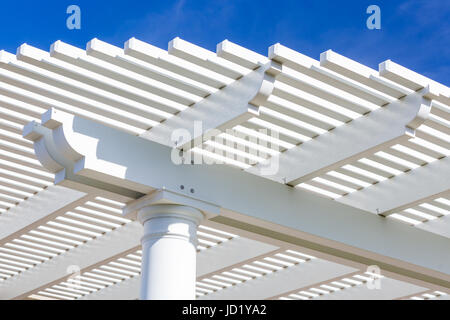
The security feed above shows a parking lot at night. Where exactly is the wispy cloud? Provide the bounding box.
[291,0,450,84]
[394,0,450,83]
[109,0,236,51]
[101,0,448,85]
[398,0,450,27]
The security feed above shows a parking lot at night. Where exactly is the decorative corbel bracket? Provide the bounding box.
[23,109,145,200]
[22,108,224,217]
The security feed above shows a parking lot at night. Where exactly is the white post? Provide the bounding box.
[137,204,204,300]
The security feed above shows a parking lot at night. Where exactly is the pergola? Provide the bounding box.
[0,37,448,300]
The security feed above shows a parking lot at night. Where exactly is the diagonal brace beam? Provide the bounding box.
[248,90,433,185]
[141,61,281,150]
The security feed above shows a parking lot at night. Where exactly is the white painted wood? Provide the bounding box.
[78,237,278,300]
[380,59,450,98]
[78,275,140,300]
[337,156,450,215]
[124,38,233,89]
[0,185,88,245]
[315,277,427,300]
[320,49,413,98]
[248,91,432,185]
[22,109,450,282]
[199,259,357,300]
[431,294,450,300]
[0,221,143,299]
[197,237,279,276]
[168,37,249,80]
[416,214,450,239]
[217,40,268,69]
[141,60,281,150]
[0,37,446,300]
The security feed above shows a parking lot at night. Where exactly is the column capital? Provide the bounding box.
[123,188,219,221]
[137,204,204,226]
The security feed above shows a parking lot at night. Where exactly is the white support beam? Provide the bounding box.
[22,109,450,286]
[79,234,450,300]
[336,156,450,216]
[138,204,203,300]
[0,221,143,300]
[247,90,433,185]
[0,185,89,245]
[197,220,450,294]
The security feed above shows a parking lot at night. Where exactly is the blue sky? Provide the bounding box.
[0,0,448,85]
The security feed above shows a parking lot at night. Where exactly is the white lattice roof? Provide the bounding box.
[0,37,448,299]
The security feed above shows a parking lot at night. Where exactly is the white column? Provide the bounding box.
[137,204,204,300]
